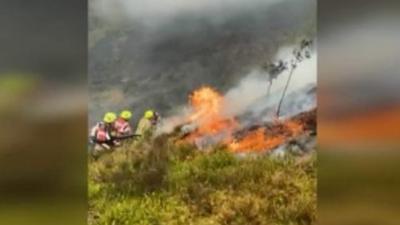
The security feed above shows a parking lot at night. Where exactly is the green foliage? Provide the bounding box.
[90,193,191,225]
[89,139,316,225]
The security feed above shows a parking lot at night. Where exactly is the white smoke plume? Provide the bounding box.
[271,46,317,93]
[223,70,269,117]
[158,44,316,134]
[224,45,316,118]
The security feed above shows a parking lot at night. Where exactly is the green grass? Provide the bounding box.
[88,136,316,225]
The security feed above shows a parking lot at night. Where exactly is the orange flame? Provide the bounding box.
[184,86,305,153]
[229,128,285,153]
[189,86,223,122]
[187,86,237,138]
[286,121,303,136]
[228,122,304,153]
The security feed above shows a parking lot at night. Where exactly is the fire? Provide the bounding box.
[229,128,284,153]
[286,121,303,136]
[187,86,237,137]
[189,86,223,123]
[183,86,305,153]
[228,121,304,153]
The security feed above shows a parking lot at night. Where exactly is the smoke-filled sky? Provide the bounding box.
[89,0,316,124]
[91,0,283,25]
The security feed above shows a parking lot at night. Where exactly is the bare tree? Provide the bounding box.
[275,39,312,118]
[276,60,296,117]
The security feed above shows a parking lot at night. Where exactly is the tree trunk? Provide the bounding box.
[266,80,272,100]
[276,67,295,118]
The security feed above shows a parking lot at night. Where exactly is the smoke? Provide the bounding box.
[223,45,316,120]
[223,70,269,116]
[158,44,316,133]
[91,0,284,27]
[270,45,317,93]
[89,0,316,126]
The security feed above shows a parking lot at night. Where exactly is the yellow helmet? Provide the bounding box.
[144,110,154,119]
[103,112,117,123]
[120,110,132,120]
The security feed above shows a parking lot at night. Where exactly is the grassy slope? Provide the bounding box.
[88,137,316,225]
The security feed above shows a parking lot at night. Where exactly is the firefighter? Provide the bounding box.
[114,110,133,136]
[135,110,156,139]
[151,111,161,127]
[90,112,118,154]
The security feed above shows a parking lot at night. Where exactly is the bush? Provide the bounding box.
[89,139,316,225]
[89,137,170,195]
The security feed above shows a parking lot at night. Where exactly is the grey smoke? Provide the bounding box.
[158,46,316,134]
[222,46,316,128]
[89,0,316,125]
[91,0,284,27]
[223,46,316,118]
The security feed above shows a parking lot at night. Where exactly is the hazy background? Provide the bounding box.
[88,0,316,125]
[0,1,87,225]
[318,0,400,225]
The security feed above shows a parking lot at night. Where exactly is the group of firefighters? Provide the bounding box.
[89,109,160,154]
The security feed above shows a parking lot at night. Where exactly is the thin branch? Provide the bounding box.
[276,66,295,117]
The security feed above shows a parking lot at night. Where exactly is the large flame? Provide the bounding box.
[189,86,223,122]
[184,86,305,153]
[187,86,237,138]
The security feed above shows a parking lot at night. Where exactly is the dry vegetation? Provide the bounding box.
[88,136,316,225]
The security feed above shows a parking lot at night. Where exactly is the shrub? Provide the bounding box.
[89,138,169,195]
[89,139,316,225]
[91,193,191,225]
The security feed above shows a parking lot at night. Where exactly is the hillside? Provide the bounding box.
[89,139,316,225]
[88,0,316,124]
